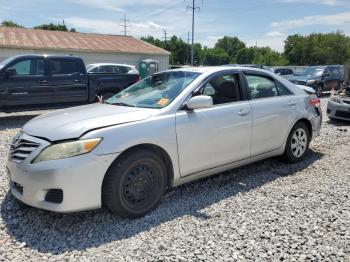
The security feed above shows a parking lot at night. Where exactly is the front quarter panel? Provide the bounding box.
[82,114,180,182]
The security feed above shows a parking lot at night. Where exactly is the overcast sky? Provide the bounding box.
[1,0,350,52]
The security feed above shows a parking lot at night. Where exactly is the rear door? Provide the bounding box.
[176,71,252,176]
[243,71,297,156]
[48,58,88,103]
[4,57,54,106]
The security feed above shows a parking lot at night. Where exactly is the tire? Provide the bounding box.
[316,85,323,97]
[283,122,310,163]
[102,149,167,218]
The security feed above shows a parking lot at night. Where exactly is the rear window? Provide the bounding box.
[49,59,82,75]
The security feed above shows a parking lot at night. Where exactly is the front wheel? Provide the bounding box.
[102,149,167,218]
[283,122,310,163]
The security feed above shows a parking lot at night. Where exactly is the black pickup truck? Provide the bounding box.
[0,55,140,110]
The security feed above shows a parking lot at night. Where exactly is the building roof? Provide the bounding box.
[0,27,170,56]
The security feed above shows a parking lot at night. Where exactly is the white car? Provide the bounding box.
[7,67,322,218]
[86,63,139,74]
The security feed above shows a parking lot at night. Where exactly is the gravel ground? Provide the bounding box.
[0,97,349,261]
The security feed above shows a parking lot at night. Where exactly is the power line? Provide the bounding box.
[120,14,130,36]
[187,0,203,66]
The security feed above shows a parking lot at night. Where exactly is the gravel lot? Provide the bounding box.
[0,98,349,261]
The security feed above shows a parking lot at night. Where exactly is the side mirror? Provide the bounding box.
[5,68,17,77]
[325,72,331,77]
[186,95,213,110]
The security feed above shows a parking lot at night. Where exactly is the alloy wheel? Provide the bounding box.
[291,128,308,158]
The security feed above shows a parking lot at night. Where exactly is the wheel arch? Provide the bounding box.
[102,143,174,193]
[283,117,313,151]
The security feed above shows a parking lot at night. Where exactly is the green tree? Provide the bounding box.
[202,47,230,65]
[215,36,245,62]
[284,32,350,65]
[34,23,76,32]
[1,20,24,28]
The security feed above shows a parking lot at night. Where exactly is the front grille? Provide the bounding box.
[335,110,350,119]
[10,138,40,163]
[45,189,63,204]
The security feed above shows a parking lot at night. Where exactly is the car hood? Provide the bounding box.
[288,75,318,82]
[23,103,156,141]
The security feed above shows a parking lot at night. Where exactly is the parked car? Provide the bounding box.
[7,66,322,218]
[0,55,140,110]
[86,63,139,75]
[327,86,350,121]
[274,68,294,78]
[288,65,343,97]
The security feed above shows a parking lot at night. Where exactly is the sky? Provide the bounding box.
[0,0,350,52]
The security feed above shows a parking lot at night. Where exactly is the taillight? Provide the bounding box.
[309,97,320,107]
[136,75,141,82]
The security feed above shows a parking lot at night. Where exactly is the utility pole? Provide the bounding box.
[120,14,130,36]
[163,29,167,42]
[187,0,202,66]
[187,30,190,65]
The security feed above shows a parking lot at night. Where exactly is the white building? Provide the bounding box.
[0,27,170,71]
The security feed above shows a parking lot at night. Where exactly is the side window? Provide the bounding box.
[285,69,293,75]
[12,60,31,75]
[117,66,129,74]
[324,68,331,76]
[201,74,241,105]
[11,59,45,75]
[275,81,292,96]
[49,59,80,75]
[245,74,277,99]
[33,59,45,75]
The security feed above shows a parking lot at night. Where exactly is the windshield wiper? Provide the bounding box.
[108,102,136,107]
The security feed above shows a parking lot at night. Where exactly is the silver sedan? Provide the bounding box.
[7,67,322,218]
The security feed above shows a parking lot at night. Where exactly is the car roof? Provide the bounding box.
[87,63,135,67]
[11,54,81,59]
[161,66,272,75]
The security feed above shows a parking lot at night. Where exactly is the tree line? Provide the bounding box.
[142,32,350,66]
[1,20,76,32]
[2,20,349,66]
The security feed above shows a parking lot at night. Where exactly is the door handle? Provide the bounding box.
[74,79,82,83]
[288,101,296,106]
[12,92,28,95]
[38,80,47,84]
[238,109,250,116]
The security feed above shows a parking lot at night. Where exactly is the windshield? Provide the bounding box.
[298,68,324,77]
[105,71,201,109]
[0,57,15,70]
[86,64,95,72]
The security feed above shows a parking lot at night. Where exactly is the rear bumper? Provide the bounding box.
[327,100,350,121]
[7,148,119,213]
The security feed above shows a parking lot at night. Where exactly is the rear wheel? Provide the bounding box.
[283,122,310,163]
[102,149,167,218]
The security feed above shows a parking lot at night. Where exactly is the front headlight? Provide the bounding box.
[33,138,102,164]
[306,79,316,85]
